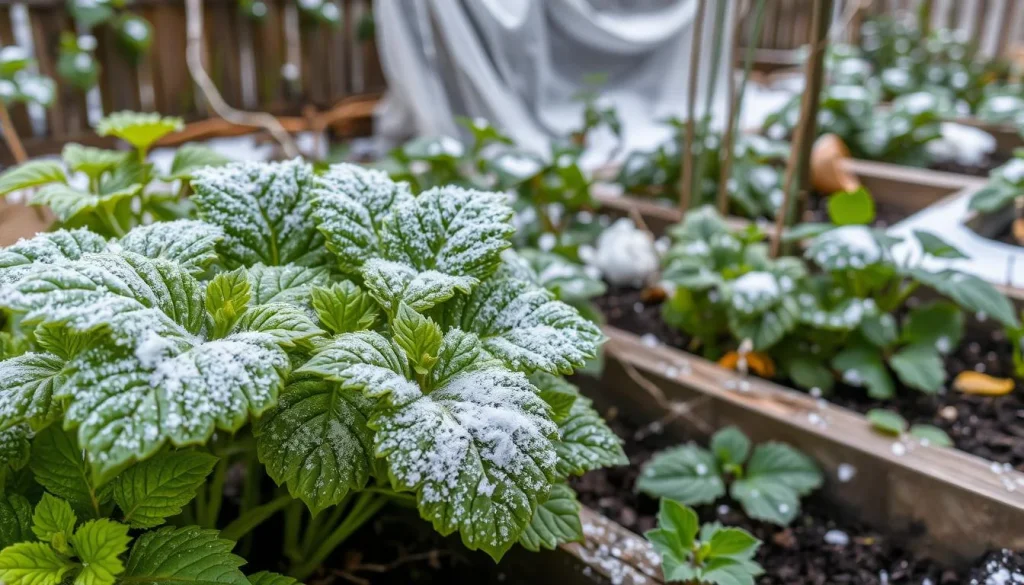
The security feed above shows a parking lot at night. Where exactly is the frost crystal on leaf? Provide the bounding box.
[115,220,223,277]
[361,259,476,313]
[192,159,329,268]
[0,352,65,430]
[0,230,107,286]
[246,264,330,307]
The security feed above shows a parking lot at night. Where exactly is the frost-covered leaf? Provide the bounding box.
[909,269,1019,328]
[31,494,76,544]
[529,372,578,423]
[0,352,65,430]
[95,112,183,153]
[0,230,107,286]
[310,164,413,275]
[310,282,378,334]
[805,225,889,271]
[254,375,376,514]
[0,252,205,346]
[164,145,232,181]
[298,330,418,403]
[554,395,626,476]
[246,264,329,307]
[433,273,603,374]
[391,303,442,371]
[115,221,223,277]
[112,451,217,528]
[518,249,605,302]
[518,483,583,551]
[0,541,73,585]
[69,519,131,585]
[0,493,33,549]
[192,159,328,268]
[122,526,247,585]
[60,332,288,482]
[730,443,821,526]
[0,425,31,478]
[29,427,111,519]
[30,183,141,224]
[61,145,125,181]
[371,330,558,561]
[831,342,894,399]
[636,444,725,505]
[0,161,66,195]
[232,304,323,349]
[361,259,475,314]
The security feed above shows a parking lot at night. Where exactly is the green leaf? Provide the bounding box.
[310,164,414,276]
[909,269,1019,328]
[70,519,131,585]
[433,271,603,374]
[831,343,895,399]
[370,330,558,561]
[636,444,725,505]
[0,229,107,286]
[310,282,378,334]
[782,355,835,393]
[826,188,875,225]
[112,451,218,528]
[806,225,889,271]
[29,427,111,519]
[254,375,376,515]
[913,230,967,259]
[859,313,898,348]
[246,264,330,306]
[781,222,834,243]
[645,499,700,579]
[901,302,963,352]
[889,343,946,393]
[554,395,626,476]
[192,159,329,268]
[0,493,34,549]
[529,372,578,423]
[518,484,583,551]
[0,352,65,430]
[122,526,248,585]
[731,443,820,526]
[391,303,442,372]
[0,541,74,585]
[247,572,299,585]
[967,183,1016,213]
[867,409,908,436]
[232,304,324,349]
[361,259,476,314]
[29,183,141,224]
[205,269,250,336]
[61,145,125,181]
[909,424,953,447]
[163,144,232,181]
[31,494,76,544]
[117,221,224,277]
[707,527,760,557]
[519,249,606,302]
[297,331,417,402]
[710,426,750,466]
[95,112,183,153]
[0,161,66,195]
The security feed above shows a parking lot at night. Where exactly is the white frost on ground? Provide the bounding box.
[580,218,660,287]
[927,122,997,167]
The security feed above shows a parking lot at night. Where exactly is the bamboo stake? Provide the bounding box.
[679,0,708,212]
[717,0,768,214]
[0,102,27,164]
[692,0,729,210]
[771,0,832,258]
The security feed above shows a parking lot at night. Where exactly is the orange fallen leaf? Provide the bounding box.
[717,351,776,378]
[953,371,1015,396]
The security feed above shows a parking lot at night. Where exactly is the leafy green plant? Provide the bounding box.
[65,0,153,68]
[0,160,624,577]
[637,426,820,526]
[660,202,1018,398]
[968,152,1024,214]
[0,47,55,109]
[240,0,341,27]
[0,112,229,238]
[866,409,953,447]
[646,499,763,585]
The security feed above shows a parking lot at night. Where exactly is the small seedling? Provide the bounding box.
[637,426,822,526]
[645,499,763,585]
[866,409,953,447]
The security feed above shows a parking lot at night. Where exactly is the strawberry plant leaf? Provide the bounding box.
[231,304,324,349]
[95,112,183,153]
[826,188,875,226]
[0,161,66,195]
[0,541,74,585]
[832,342,894,399]
[554,395,626,476]
[69,519,131,585]
[29,183,141,225]
[636,444,725,505]
[61,144,125,180]
[116,221,224,277]
[518,483,583,551]
[901,301,963,352]
[31,493,76,544]
[254,375,376,515]
[0,352,65,430]
[0,230,107,286]
[0,493,33,549]
[163,145,232,181]
[122,526,248,585]
[710,426,750,466]
[913,230,967,259]
[889,343,946,393]
[909,269,1019,328]
[246,264,330,306]
[908,424,953,447]
[192,159,329,268]
[730,443,820,526]
[391,303,442,371]
[112,451,218,528]
[867,409,908,435]
[310,282,379,335]
[528,372,578,423]
[29,427,111,519]
[247,572,299,585]
[361,259,475,314]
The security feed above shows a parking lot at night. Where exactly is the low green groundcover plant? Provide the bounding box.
[645,499,763,585]
[660,192,1019,399]
[967,150,1024,214]
[637,426,821,526]
[0,159,627,581]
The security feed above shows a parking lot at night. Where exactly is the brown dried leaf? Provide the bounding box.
[953,371,1015,396]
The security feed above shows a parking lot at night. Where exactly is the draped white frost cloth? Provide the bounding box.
[373,0,738,168]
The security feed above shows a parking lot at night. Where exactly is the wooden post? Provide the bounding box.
[0,101,28,163]
[679,0,707,213]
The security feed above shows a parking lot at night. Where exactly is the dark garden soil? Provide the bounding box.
[595,286,1024,471]
[571,414,962,584]
[931,152,1012,178]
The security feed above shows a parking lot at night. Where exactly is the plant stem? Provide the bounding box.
[0,101,27,164]
[203,457,228,528]
[284,500,303,562]
[219,494,293,542]
[99,205,127,237]
[290,493,388,581]
[679,0,708,212]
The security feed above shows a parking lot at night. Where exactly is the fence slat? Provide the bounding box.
[0,7,34,139]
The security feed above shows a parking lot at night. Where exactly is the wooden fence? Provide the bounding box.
[746,0,1024,59]
[0,0,385,160]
